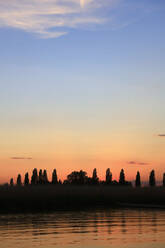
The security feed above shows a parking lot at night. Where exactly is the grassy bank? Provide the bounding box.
[0,185,165,212]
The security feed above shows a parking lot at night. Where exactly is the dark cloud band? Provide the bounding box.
[128,161,149,165]
[11,157,32,160]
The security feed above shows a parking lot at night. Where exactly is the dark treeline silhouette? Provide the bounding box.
[1,168,165,213]
[10,168,131,187]
[9,168,165,188]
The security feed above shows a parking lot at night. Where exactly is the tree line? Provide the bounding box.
[9,168,165,187]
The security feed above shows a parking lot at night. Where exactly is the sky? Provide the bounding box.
[0,0,165,184]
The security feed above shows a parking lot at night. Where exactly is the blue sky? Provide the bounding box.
[0,0,165,182]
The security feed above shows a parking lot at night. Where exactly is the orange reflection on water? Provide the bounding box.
[0,209,165,248]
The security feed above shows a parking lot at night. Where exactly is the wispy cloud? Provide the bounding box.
[0,0,119,38]
[128,161,149,166]
[11,157,32,160]
[0,0,162,38]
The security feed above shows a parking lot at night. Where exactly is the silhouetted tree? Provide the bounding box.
[135,171,141,187]
[163,173,165,187]
[52,169,58,184]
[149,170,156,187]
[24,172,29,185]
[106,168,112,184]
[10,178,14,186]
[67,170,88,185]
[43,170,49,184]
[79,170,87,184]
[92,168,99,185]
[119,169,125,185]
[31,168,38,185]
[17,174,22,186]
[39,169,43,184]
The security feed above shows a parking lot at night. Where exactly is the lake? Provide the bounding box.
[0,208,165,248]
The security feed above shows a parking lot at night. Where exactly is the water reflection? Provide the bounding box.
[0,209,165,248]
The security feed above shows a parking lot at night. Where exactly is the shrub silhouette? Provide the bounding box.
[52,169,58,184]
[106,168,112,184]
[17,174,22,186]
[24,173,29,186]
[119,169,125,185]
[149,170,156,187]
[135,171,141,187]
[59,179,62,185]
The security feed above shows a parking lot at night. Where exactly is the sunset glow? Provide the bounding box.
[0,0,165,184]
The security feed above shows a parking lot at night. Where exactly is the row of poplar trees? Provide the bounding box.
[10,168,58,186]
[10,168,126,186]
[135,170,165,187]
[9,168,165,187]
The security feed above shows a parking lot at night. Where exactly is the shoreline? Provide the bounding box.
[0,185,165,213]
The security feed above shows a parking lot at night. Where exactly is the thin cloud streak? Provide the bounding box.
[11,157,32,160]
[158,134,165,137]
[128,161,149,166]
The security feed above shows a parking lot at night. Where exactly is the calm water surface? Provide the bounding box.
[0,208,165,248]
